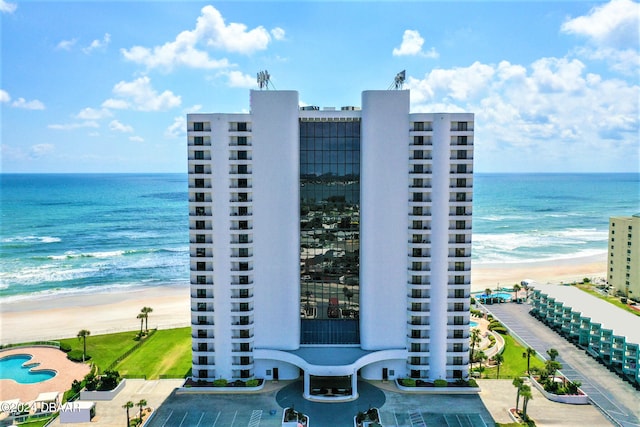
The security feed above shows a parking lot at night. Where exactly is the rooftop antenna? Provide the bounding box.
[257,70,275,90]
[388,70,406,90]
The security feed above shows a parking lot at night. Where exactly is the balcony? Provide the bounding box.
[191,294,214,302]
[231,333,255,341]
[407,336,431,344]
[192,331,214,339]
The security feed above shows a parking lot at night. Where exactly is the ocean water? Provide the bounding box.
[1,173,638,302]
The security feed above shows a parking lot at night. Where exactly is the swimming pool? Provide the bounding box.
[477,292,512,301]
[0,354,57,384]
[470,321,479,328]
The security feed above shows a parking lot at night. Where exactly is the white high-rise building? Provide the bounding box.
[187,89,473,400]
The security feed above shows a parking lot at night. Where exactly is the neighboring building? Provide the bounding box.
[608,215,640,302]
[530,283,640,388]
[187,89,474,400]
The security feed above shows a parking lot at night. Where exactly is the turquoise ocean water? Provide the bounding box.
[1,173,638,302]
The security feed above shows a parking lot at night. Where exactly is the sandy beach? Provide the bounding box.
[0,286,191,345]
[0,255,606,345]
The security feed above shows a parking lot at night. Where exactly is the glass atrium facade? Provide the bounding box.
[299,119,361,344]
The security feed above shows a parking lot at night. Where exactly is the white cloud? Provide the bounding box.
[83,33,111,54]
[408,61,495,103]
[29,143,54,158]
[109,120,134,133]
[561,0,640,75]
[225,70,257,88]
[392,30,439,58]
[165,116,186,139]
[0,0,17,13]
[129,136,144,143]
[102,76,181,111]
[56,38,77,51]
[271,27,286,41]
[101,99,129,110]
[75,107,112,120]
[48,121,99,130]
[0,89,10,102]
[121,5,282,71]
[561,0,639,49]
[407,57,639,171]
[12,98,46,110]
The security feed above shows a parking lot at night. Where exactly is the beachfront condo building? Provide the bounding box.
[187,89,474,400]
[608,214,640,302]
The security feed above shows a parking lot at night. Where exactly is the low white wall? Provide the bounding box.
[395,379,481,394]
[79,379,126,401]
[176,379,265,394]
[529,376,589,404]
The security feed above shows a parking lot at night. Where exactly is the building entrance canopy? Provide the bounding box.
[255,347,406,401]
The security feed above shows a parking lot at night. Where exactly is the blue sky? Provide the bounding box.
[1,0,638,173]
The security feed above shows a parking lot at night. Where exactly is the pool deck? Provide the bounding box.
[0,347,90,403]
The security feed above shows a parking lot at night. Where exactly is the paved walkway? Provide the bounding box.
[0,347,90,402]
[485,301,640,427]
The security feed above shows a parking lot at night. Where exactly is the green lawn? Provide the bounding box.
[484,333,545,379]
[115,327,191,379]
[58,330,141,372]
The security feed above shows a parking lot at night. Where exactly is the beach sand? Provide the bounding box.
[0,286,191,345]
[0,256,606,345]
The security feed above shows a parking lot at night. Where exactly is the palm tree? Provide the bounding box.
[523,347,536,375]
[546,348,559,361]
[141,307,153,332]
[512,377,524,411]
[137,399,147,421]
[513,283,521,301]
[122,401,134,426]
[77,329,90,362]
[476,350,487,371]
[545,359,562,382]
[470,328,481,368]
[522,282,530,301]
[137,313,145,336]
[494,353,504,379]
[521,385,533,419]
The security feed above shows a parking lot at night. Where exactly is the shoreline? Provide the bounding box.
[0,256,606,345]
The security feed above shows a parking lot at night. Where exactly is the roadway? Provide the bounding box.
[483,301,640,427]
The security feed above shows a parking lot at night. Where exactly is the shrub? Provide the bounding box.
[212,378,228,387]
[97,370,120,391]
[67,350,90,362]
[468,379,478,387]
[246,379,259,387]
[71,379,83,394]
[491,326,508,335]
[434,379,448,387]
[84,373,98,391]
[470,297,476,305]
[583,277,591,284]
[401,378,416,387]
[59,342,72,352]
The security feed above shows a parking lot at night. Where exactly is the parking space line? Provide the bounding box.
[178,411,188,427]
[161,410,174,427]
[230,410,238,427]
[196,412,204,427]
[212,411,221,426]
